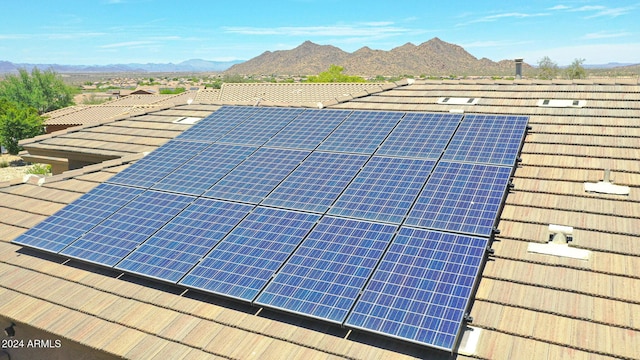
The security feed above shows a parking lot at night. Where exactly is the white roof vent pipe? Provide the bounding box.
[527,224,590,260]
[584,169,630,195]
[548,224,573,244]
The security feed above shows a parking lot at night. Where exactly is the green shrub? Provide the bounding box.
[26,163,51,175]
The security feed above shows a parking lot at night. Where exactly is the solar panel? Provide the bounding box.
[317,111,403,154]
[328,157,436,224]
[215,107,304,146]
[264,109,351,150]
[376,112,462,159]
[115,199,253,282]
[261,152,369,213]
[151,144,257,196]
[405,161,512,237]
[106,140,210,188]
[60,190,195,267]
[442,114,529,166]
[202,148,310,203]
[255,217,397,324]
[11,184,144,253]
[180,207,320,301]
[345,227,488,351]
[11,106,530,352]
[172,106,257,143]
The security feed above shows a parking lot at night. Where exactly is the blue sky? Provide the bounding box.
[1,0,638,66]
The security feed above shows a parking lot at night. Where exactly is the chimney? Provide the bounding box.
[515,58,523,79]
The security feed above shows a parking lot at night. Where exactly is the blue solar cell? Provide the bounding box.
[106,140,210,188]
[261,152,369,213]
[172,106,258,143]
[180,207,320,301]
[216,107,304,146]
[255,217,397,324]
[202,148,310,203]
[376,112,462,159]
[318,111,403,154]
[60,190,195,267]
[345,227,488,351]
[11,107,528,352]
[442,114,529,166]
[264,109,351,150]
[115,199,253,282]
[328,157,436,224]
[151,144,257,195]
[11,184,144,253]
[405,161,512,237]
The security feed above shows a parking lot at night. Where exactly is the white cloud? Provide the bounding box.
[99,41,157,49]
[565,4,635,18]
[571,5,606,12]
[0,34,29,40]
[583,31,631,40]
[585,6,635,18]
[223,23,409,37]
[461,40,534,48]
[457,12,549,26]
[548,5,570,10]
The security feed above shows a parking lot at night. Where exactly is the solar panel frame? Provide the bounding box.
[202,147,310,203]
[106,140,211,189]
[442,114,529,166]
[261,151,369,213]
[59,190,195,267]
[328,156,436,224]
[179,207,320,301]
[376,112,462,159]
[11,183,144,253]
[215,107,305,146]
[151,144,257,196]
[172,106,258,143]
[10,106,530,353]
[345,227,488,351]
[255,216,398,324]
[405,161,513,237]
[115,198,253,283]
[317,111,404,154]
[264,109,351,150]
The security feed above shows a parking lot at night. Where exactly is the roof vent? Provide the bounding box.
[584,169,630,195]
[537,99,586,108]
[438,97,479,105]
[527,224,590,260]
[548,224,573,244]
[173,117,202,125]
[515,58,523,79]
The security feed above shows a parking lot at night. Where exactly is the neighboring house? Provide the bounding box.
[1,78,638,360]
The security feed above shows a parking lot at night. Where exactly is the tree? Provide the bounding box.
[566,58,586,80]
[0,99,44,154]
[537,56,559,80]
[305,65,366,83]
[0,68,76,114]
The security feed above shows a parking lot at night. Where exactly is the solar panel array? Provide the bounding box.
[13,106,528,352]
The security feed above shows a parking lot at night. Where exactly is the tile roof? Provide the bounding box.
[328,79,640,359]
[194,82,397,107]
[2,79,639,359]
[43,91,199,126]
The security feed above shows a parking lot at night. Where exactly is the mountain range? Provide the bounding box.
[225,38,527,76]
[2,37,638,76]
[0,59,243,74]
